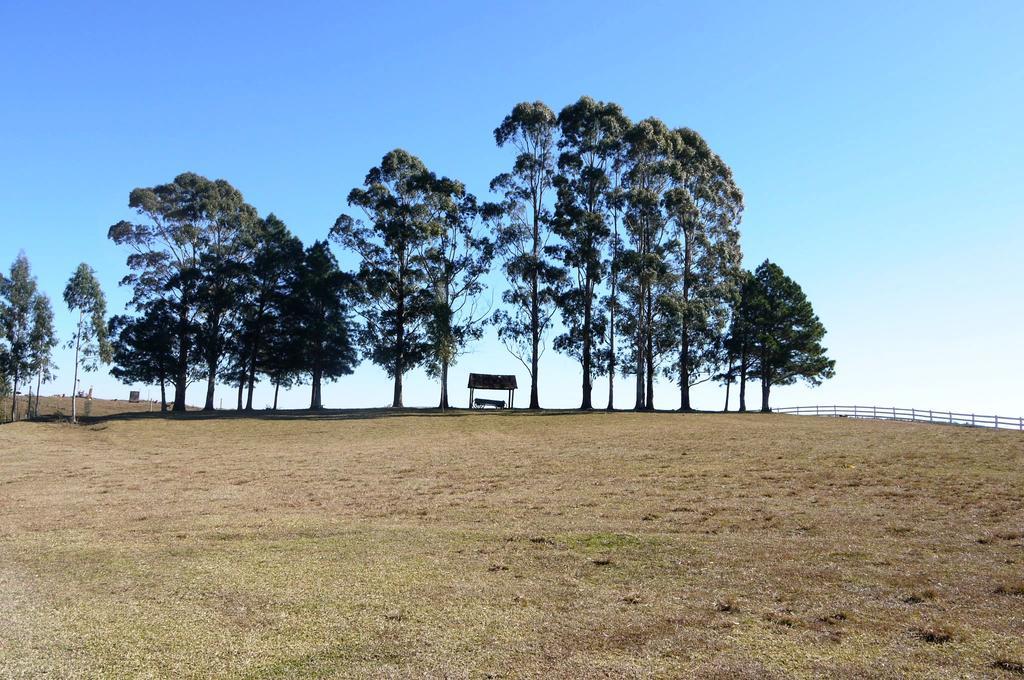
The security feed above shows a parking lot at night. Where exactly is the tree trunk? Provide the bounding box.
[10,373,18,422]
[310,369,322,410]
[529,199,541,410]
[34,368,42,419]
[393,286,405,408]
[70,312,83,423]
[159,375,167,412]
[738,349,748,413]
[438,360,449,409]
[273,381,280,411]
[245,343,258,411]
[236,380,243,411]
[580,285,593,410]
[679,232,693,413]
[633,282,645,411]
[173,300,189,412]
[723,372,731,412]
[644,287,655,411]
[607,300,615,411]
[678,328,691,412]
[203,367,216,411]
[760,352,771,412]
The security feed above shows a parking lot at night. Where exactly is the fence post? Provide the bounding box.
[892,406,897,421]
[948,411,953,424]
[873,406,877,419]
[815,405,819,416]
[971,413,975,427]
[929,409,932,424]
[994,415,998,429]
[911,407,915,422]
[833,405,837,416]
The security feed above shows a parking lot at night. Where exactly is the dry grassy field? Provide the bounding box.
[1,410,1022,678]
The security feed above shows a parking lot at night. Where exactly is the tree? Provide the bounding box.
[332,149,439,408]
[745,261,835,411]
[64,263,112,422]
[109,172,255,412]
[422,181,495,408]
[619,118,676,410]
[551,97,630,409]
[291,241,358,409]
[193,184,259,410]
[232,214,304,410]
[724,270,759,412]
[1,253,38,421]
[491,101,559,409]
[109,300,182,412]
[662,128,744,411]
[27,293,58,418]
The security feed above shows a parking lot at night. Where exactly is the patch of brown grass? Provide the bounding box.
[0,410,1022,677]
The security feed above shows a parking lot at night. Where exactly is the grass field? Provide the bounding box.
[1,409,1022,678]
[0,394,166,423]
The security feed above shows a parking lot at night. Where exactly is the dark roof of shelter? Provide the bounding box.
[467,373,518,390]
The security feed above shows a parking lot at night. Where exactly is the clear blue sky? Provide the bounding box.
[2,1,1022,413]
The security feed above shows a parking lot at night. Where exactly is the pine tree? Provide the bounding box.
[745,261,835,411]
[291,241,358,410]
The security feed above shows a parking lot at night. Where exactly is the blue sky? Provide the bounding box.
[2,1,1022,413]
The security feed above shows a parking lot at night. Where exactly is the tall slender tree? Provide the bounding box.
[620,118,675,410]
[63,263,112,422]
[27,293,58,418]
[422,181,495,408]
[663,128,744,411]
[551,97,630,409]
[491,101,559,409]
[332,149,438,407]
[1,253,38,421]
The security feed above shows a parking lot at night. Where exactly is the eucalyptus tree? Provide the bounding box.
[1,253,38,421]
[109,300,180,412]
[551,97,630,409]
[619,118,676,410]
[744,261,835,411]
[292,241,358,410]
[109,172,254,411]
[194,183,259,410]
[64,263,112,422]
[421,180,495,409]
[663,128,744,411]
[332,149,438,407]
[490,101,559,409]
[27,293,58,418]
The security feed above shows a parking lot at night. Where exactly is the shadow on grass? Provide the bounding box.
[62,405,737,425]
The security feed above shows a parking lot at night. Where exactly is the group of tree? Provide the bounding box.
[0,254,110,422]
[99,97,833,413]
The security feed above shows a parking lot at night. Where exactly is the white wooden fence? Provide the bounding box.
[774,405,1024,431]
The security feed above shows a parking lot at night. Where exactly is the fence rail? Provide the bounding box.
[775,405,1024,431]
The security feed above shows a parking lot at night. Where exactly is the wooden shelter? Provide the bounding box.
[467,373,518,409]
